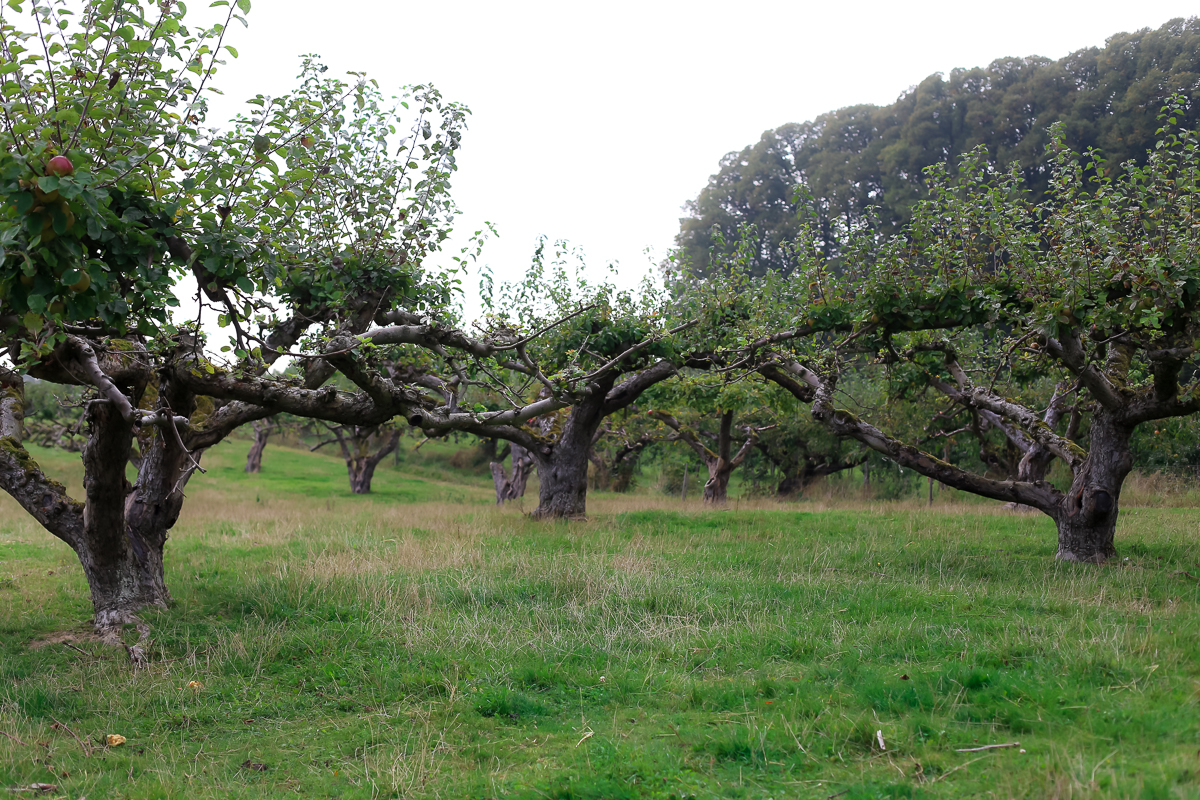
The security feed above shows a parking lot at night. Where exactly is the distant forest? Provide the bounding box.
[676,17,1200,276]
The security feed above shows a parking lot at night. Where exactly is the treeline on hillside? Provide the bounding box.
[677,17,1200,276]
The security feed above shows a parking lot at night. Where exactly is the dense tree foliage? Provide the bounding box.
[677,17,1200,276]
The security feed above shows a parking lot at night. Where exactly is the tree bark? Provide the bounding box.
[652,409,759,505]
[531,446,590,519]
[1052,410,1130,563]
[490,461,510,503]
[703,464,733,503]
[509,444,534,497]
[530,394,607,519]
[4,363,217,637]
[491,443,535,504]
[344,429,400,494]
[347,458,379,494]
[78,403,152,627]
[245,422,269,473]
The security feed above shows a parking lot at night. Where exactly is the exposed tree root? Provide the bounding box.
[94,615,153,667]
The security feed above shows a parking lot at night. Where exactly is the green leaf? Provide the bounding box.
[225,45,238,58]
[36,176,59,192]
[236,0,251,11]
[128,40,152,54]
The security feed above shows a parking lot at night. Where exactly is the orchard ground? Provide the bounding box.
[1,441,1198,799]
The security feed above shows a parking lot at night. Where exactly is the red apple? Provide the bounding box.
[46,155,74,177]
[300,135,315,148]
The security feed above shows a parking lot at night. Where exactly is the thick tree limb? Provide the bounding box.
[63,336,139,422]
[171,364,412,426]
[0,369,83,548]
[650,410,715,461]
[961,388,1086,471]
[1044,332,1124,410]
[368,311,508,358]
[1124,383,1200,425]
[757,359,821,401]
[410,395,567,436]
[757,362,817,402]
[915,343,1085,472]
[185,400,273,450]
[810,378,1063,512]
[603,360,677,415]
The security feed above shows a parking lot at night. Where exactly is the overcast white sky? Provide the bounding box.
[203,0,1197,325]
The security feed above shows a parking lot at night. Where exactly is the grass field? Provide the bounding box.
[1,441,1199,799]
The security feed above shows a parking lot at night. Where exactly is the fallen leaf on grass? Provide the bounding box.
[106,734,126,747]
[8,784,57,794]
[186,680,203,690]
[241,760,268,772]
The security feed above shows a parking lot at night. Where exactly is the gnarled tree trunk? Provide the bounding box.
[531,449,590,518]
[2,361,220,641]
[312,424,401,494]
[651,409,762,505]
[78,402,149,626]
[702,412,739,504]
[244,421,270,473]
[530,394,608,519]
[491,443,534,504]
[466,360,680,520]
[346,429,401,494]
[1051,411,1130,563]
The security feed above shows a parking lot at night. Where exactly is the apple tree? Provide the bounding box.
[752,110,1200,562]
[0,0,552,644]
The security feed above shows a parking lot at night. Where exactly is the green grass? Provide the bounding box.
[1,444,1199,798]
